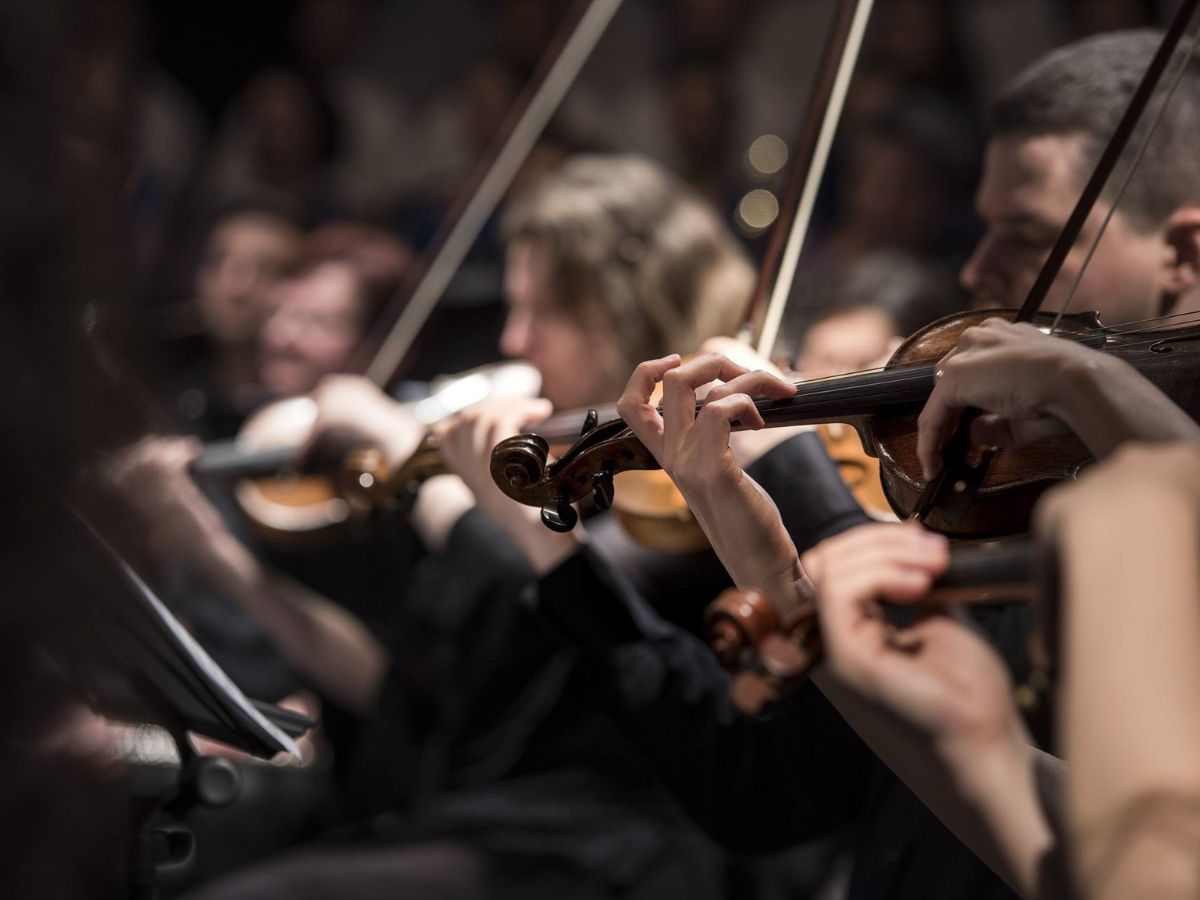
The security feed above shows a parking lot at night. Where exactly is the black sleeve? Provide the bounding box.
[746,431,871,553]
[532,544,875,852]
[525,431,878,851]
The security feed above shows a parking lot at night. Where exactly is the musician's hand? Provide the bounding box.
[434,397,550,499]
[699,337,809,467]
[619,353,805,613]
[107,436,253,581]
[433,397,582,573]
[810,523,1022,768]
[809,523,1052,898]
[917,319,1091,479]
[307,375,423,464]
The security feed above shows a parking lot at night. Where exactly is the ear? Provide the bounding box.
[1162,206,1200,294]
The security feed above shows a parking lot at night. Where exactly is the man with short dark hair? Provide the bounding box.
[964,30,1200,324]
[508,28,1200,900]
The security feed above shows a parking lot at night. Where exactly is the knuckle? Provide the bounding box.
[942,354,965,374]
[662,367,687,390]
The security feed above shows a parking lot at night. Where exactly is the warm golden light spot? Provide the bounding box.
[747,134,788,175]
[737,189,780,233]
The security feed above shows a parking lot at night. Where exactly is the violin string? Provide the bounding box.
[706,310,1200,414]
[1049,20,1200,333]
[571,308,1200,441]
[769,307,1200,394]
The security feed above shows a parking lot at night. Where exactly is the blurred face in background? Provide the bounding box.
[196,213,300,345]
[796,306,897,379]
[500,238,615,410]
[258,261,366,395]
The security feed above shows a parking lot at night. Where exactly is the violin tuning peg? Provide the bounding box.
[540,497,578,532]
[591,469,615,510]
[581,409,598,436]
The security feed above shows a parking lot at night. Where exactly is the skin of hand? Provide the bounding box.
[306,374,425,464]
[107,435,252,579]
[917,318,1200,480]
[618,353,806,613]
[806,523,1022,770]
[1036,443,1200,899]
[699,336,811,468]
[805,522,1053,896]
[432,396,583,574]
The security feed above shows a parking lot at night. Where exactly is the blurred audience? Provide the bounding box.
[165,207,302,439]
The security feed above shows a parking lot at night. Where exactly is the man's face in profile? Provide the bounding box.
[961,133,1168,325]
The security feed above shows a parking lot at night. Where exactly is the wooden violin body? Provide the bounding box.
[492,308,1200,539]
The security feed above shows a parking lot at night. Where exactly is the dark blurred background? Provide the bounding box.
[120,0,1170,384]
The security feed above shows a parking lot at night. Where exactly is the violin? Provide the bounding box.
[490,307,1200,539]
[704,537,1042,715]
[492,0,1200,541]
[191,362,542,546]
[340,402,711,552]
[188,0,623,549]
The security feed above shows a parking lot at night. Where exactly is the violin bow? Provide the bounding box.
[356,0,624,387]
[745,0,875,357]
[912,0,1200,526]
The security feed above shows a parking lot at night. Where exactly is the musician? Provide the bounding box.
[792,250,960,379]
[124,155,862,900]
[962,30,1200,324]
[166,206,302,440]
[798,441,1200,900]
[459,27,1200,900]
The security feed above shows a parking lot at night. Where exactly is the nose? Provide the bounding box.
[499,309,531,359]
[261,308,298,351]
[959,237,987,300]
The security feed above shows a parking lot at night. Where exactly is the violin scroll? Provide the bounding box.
[704,588,822,714]
[704,588,782,669]
[490,433,553,499]
[490,421,663,530]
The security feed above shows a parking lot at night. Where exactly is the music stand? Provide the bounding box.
[61,512,313,899]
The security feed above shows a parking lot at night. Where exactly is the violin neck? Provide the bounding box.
[538,403,621,444]
[754,363,937,427]
[927,539,1035,605]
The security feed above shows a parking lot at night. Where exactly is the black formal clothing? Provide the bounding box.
[189,503,728,900]
[529,432,1024,900]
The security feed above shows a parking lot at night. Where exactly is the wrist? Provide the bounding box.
[952,734,1055,896]
[944,725,1031,804]
[202,531,265,599]
[1045,351,1130,453]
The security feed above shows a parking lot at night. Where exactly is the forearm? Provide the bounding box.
[1052,354,1200,459]
[816,674,1055,898]
[1059,491,1200,893]
[205,533,389,715]
[688,474,806,612]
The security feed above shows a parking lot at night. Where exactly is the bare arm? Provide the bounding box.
[1040,443,1200,900]
[805,525,1060,898]
[198,529,389,716]
[615,353,1064,896]
[111,437,389,716]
